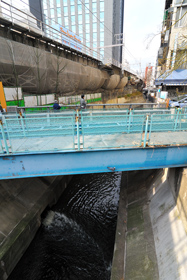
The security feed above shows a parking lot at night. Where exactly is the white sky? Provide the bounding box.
[123,0,166,75]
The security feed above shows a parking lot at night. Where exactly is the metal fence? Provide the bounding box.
[0,0,101,61]
[0,109,187,154]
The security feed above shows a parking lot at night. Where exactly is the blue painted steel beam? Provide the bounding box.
[0,146,187,180]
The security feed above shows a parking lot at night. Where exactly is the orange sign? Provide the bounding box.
[0,82,7,112]
[60,26,81,43]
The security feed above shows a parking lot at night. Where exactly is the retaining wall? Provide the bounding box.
[111,167,187,280]
[0,175,72,280]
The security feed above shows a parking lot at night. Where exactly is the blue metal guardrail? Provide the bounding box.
[0,108,187,155]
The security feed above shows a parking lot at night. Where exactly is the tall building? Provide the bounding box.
[29,0,124,67]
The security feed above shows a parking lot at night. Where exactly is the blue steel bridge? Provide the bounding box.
[0,104,187,180]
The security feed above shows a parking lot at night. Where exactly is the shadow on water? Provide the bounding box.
[8,172,121,280]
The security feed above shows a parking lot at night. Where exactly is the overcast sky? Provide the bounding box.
[123,0,166,75]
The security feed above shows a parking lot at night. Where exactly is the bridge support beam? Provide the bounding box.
[0,146,187,180]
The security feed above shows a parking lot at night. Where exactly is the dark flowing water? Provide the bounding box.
[8,172,121,280]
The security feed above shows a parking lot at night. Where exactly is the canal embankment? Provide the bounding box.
[111,168,187,280]
[1,166,187,280]
[0,175,71,280]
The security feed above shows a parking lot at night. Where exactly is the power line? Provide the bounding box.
[3,0,103,59]
[17,0,112,59]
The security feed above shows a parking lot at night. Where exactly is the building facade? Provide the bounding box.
[29,0,124,67]
[155,0,187,92]
[156,0,187,77]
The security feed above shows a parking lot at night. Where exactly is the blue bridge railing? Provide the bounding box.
[0,108,187,155]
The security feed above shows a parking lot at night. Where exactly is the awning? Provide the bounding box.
[155,69,187,86]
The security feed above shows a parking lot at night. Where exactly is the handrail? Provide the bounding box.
[17,103,160,110]
[0,0,102,62]
[0,110,187,155]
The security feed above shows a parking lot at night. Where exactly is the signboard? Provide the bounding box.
[52,24,82,51]
[160,91,168,99]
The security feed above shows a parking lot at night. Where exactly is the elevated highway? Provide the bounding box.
[0,2,139,95]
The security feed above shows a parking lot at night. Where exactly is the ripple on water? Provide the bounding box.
[8,172,121,280]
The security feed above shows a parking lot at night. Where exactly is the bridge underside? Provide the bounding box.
[1,146,187,180]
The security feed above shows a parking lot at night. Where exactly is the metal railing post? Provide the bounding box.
[19,111,26,136]
[76,109,80,151]
[143,115,149,147]
[0,120,9,154]
[174,108,180,131]
[47,112,50,126]
[178,108,182,130]
[148,115,153,144]
[128,109,132,133]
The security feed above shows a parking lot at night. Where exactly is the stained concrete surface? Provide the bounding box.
[0,175,71,279]
[149,169,187,280]
[111,168,187,280]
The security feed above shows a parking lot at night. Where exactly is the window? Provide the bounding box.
[85,0,89,3]
[78,14,82,23]
[100,41,104,47]
[86,23,90,31]
[43,9,48,15]
[100,11,104,21]
[50,0,54,7]
[63,0,67,6]
[79,24,83,32]
[92,2,97,12]
[93,22,97,31]
[85,13,89,23]
[100,23,104,31]
[100,1,104,11]
[50,8,54,18]
[43,2,47,9]
[100,49,104,58]
[71,15,75,24]
[51,19,56,25]
[93,13,97,22]
[86,33,90,41]
[93,32,97,41]
[78,4,82,14]
[71,5,75,15]
[72,25,76,33]
[70,0,74,4]
[64,17,69,26]
[57,17,61,24]
[175,6,187,27]
[56,0,60,7]
[64,6,68,16]
[57,7,61,17]
[100,31,104,40]
[85,3,89,12]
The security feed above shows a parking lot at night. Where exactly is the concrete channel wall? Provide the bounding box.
[111,167,187,280]
[0,175,72,280]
